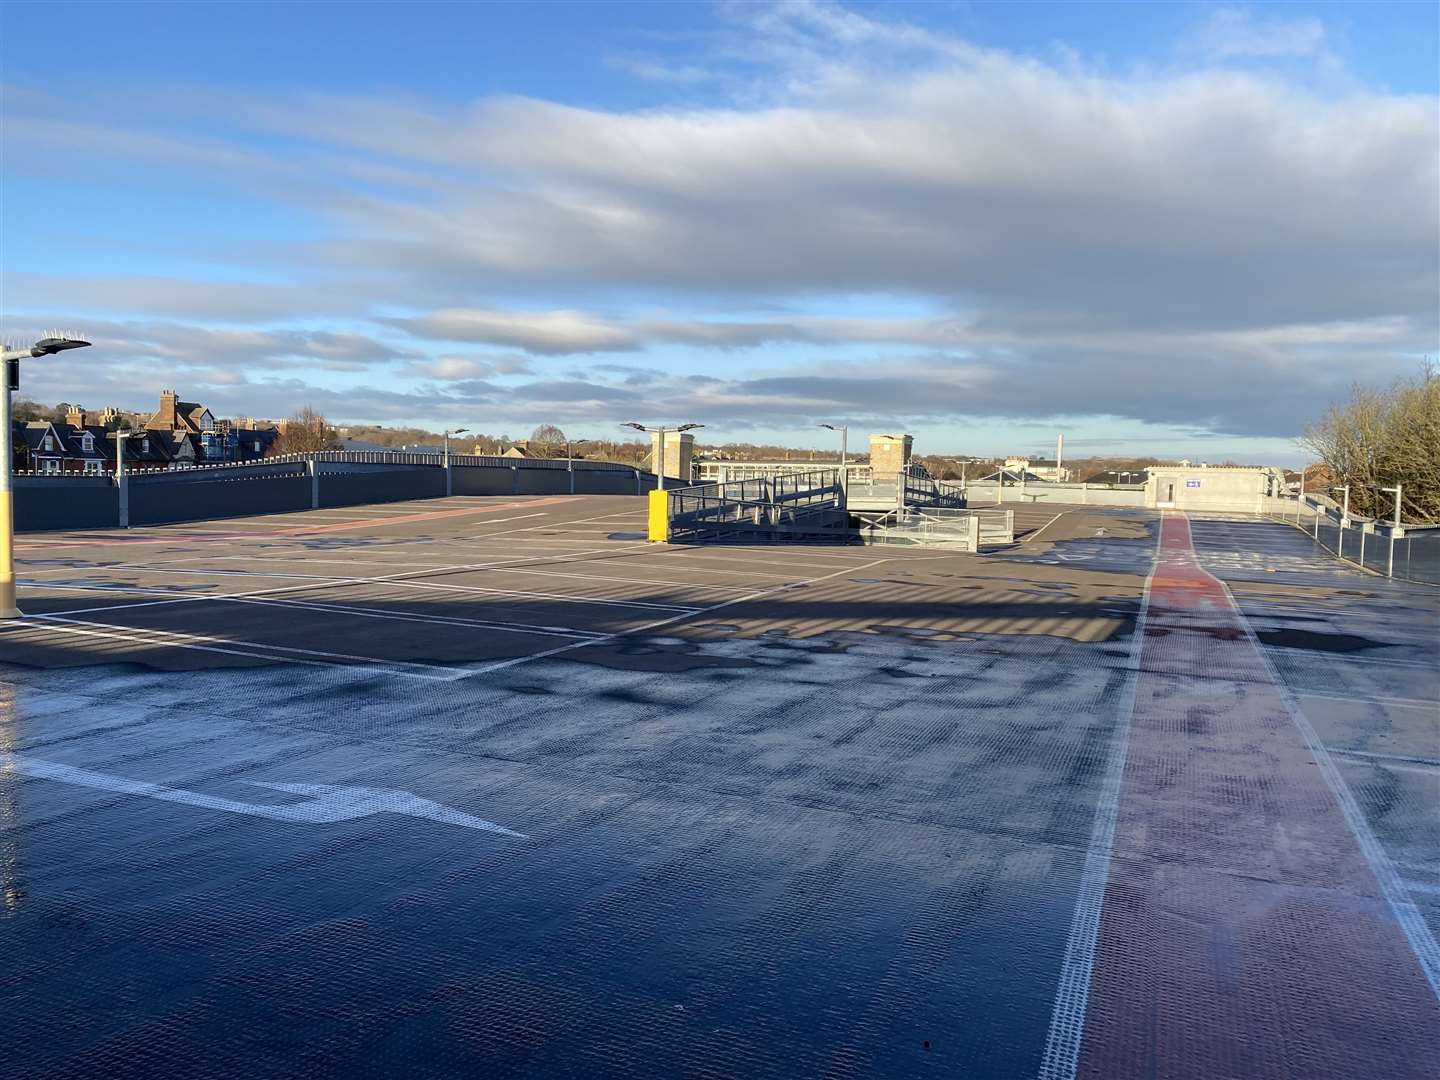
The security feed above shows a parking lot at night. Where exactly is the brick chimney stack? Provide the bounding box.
[156,389,178,430]
[66,405,88,429]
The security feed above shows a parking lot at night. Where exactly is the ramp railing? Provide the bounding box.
[903,471,967,508]
[659,469,846,543]
[1273,494,1440,584]
[858,507,1013,550]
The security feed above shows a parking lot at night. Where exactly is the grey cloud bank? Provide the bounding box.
[1,2,1434,449]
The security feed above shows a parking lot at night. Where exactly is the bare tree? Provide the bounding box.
[1300,362,1439,523]
[268,406,340,456]
[529,423,568,458]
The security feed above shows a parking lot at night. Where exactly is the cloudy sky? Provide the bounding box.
[2,1,1435,463]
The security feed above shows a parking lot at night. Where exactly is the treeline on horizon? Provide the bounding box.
[11,398,1206,482]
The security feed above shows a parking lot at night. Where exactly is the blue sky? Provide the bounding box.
[2,1,1436,464]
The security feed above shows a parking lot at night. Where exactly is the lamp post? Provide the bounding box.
[564,438,595,495]
[1,334,92,618]
[1379,485,1402,578]
[818,423,848,502]
[113,428,140,528]
[442,428,467,496]
[621,422,704,490]
[441,427,467,468]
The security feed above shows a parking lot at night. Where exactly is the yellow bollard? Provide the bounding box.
[647,487,670,543]
[0,491,18,618]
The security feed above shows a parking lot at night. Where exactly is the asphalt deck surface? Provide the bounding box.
[1,494,1436,1079]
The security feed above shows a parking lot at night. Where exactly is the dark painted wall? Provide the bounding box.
[130,473,310,526]
[14,478,118,532]
[14,461,658,532]
[318,465,446,508]
[452,467,518,496]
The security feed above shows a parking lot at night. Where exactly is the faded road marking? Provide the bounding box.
[4,756,525,837]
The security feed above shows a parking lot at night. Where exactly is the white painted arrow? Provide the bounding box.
[3,756,525,838]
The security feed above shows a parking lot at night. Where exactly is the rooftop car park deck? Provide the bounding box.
[1,493,1436,1079]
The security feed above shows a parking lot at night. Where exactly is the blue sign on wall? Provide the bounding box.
[1185,479,1201,488]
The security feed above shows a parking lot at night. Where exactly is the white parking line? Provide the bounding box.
[10,617,460,681]
[1326,747,1440,769]
[1297,691,1440,710]
[456,555,895,679]
[20,545,704,618]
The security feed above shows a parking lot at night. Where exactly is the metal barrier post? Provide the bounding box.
[307,455,319,509]
[116,434,130,529]
[647,488,669,542]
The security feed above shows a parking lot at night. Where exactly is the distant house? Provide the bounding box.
[20,417,111,475]
[141,390,277,462]
[147,389,215,436]
[501,445,535,459]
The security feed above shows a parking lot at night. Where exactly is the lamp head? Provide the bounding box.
[621,422,647,432]
[675,423,704,432]
[31,334,91,357]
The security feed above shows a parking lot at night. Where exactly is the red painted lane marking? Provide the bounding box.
[15,497,577,552]
[1076,513,1440,1079]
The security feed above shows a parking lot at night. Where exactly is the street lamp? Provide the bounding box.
[1,334,92,618]
[441,428,468,497]
[112,428,142,528]
[818,423,848,500]
[441,427,468,468]
[1379,484,1403,577]
[621,422,704,490]
[564,438,595,494]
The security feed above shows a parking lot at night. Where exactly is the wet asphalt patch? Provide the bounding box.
[1255,627,1400,653]
[567,640,761,672]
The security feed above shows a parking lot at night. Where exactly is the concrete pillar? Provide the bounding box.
[307,455,319,509]
[117,472,130,528]
[635,469,642,495]
[650,431,695,483]
[511,465,519,495]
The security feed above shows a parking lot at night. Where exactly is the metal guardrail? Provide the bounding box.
[16,450,642,475]
[903,472,966,508]
[1270,495,1439,585]
[664,469,845,543]
[858,507,1013,550]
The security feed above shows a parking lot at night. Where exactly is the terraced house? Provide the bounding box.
[8,392,279,472]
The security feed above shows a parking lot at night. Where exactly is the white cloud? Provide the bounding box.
[1196,7,1328,61]
[383,309,641,354]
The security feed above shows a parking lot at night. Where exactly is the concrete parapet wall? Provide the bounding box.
[13,476,119,531]
[13,460,657,532]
